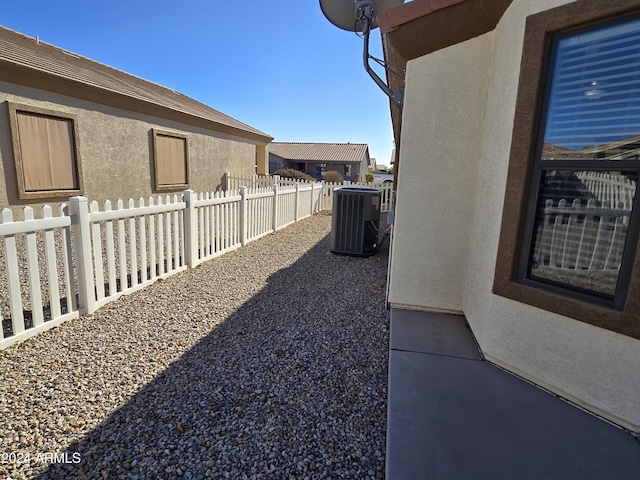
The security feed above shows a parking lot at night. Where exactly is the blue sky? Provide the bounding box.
[1,0,395,166]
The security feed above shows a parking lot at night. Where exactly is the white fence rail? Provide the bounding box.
[226,173,395,213]
[225,173,311,191]
[0,184,324,349]
[323,181,395,212]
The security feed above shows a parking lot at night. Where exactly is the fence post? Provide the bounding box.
[272,184,279,232]
[240,186,248,246]
[183,189,197,268]
[295,183,300,222]
[273,175,280,187]
[310,184,315,215]
[69,196,96,315]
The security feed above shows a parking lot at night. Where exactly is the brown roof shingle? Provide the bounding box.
[268,142,369,164]
[0,26,272,143]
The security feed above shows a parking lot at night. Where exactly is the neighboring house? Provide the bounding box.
[0,26,272,209]
[381,0,639,435]
[368,156,377,172]
[267,142,369,182]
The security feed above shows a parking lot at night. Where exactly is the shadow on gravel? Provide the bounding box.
[38,229,390,479]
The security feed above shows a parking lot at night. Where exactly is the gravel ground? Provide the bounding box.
[0,212,391,479]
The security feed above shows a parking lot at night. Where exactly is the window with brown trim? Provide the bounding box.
[494,0,640,340]
[7,102,83,200]
[152,129,189,192]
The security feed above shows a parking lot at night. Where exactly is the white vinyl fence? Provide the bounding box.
[533,198,632,273]
[533,172,636,274]
[0,183,324,349]
[323,181,395,212]
[576,171,636,210]
[225,172,311,191]
[225,173,395,213]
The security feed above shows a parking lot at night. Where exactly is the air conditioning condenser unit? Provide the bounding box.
[330,187,381,257]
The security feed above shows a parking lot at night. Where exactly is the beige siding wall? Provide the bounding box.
[389,0,640,432]
[0,81,257,209]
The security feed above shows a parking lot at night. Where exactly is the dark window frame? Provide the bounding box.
[493,0,640,340]
[7,101,84,200]
[151,128,189,193]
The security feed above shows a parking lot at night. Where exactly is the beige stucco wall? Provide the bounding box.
[388,32,493,313]
[389,0,640,431]
[0,81,258,211]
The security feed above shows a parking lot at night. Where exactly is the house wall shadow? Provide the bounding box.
[37,231,390,479]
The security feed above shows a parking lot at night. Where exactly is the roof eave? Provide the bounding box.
[381,0,514,61]
[0,59,273,145]
[381,0,513,180]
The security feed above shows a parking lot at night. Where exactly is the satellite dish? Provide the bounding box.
[319,0,404,32]
[319,0,406,108]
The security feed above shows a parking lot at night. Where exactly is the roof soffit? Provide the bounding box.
[382,0,514,61]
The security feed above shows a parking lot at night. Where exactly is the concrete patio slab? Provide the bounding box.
[390,308,481,360]
[386,309,640,480]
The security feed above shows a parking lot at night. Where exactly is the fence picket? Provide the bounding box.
[128,199,138,288]
[90,201,106,301]
[605,201,627,270]
[139,198,148,283]
[60,203,76,313]
[104,200,117,296]
[157,196,165,276]
[198,193,205,259]
[2,209,25,335]
[148,197,157,278]
[224,192,230,250]
[23,207,44,328]
[116,199,127,291]
[42,206,61,321]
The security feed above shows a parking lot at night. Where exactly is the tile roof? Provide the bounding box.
[268,142,369,164]
[0,26,271,143]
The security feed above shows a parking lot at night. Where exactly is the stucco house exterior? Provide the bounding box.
[0,26,272,210]
[381,0,640,439]
[267,142,369,182]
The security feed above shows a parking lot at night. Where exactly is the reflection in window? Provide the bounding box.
[524,14,640,304]
[528,170,637,297]
[543,17,640,154]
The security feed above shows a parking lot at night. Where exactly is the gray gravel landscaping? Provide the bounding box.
[0,212,390,479]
